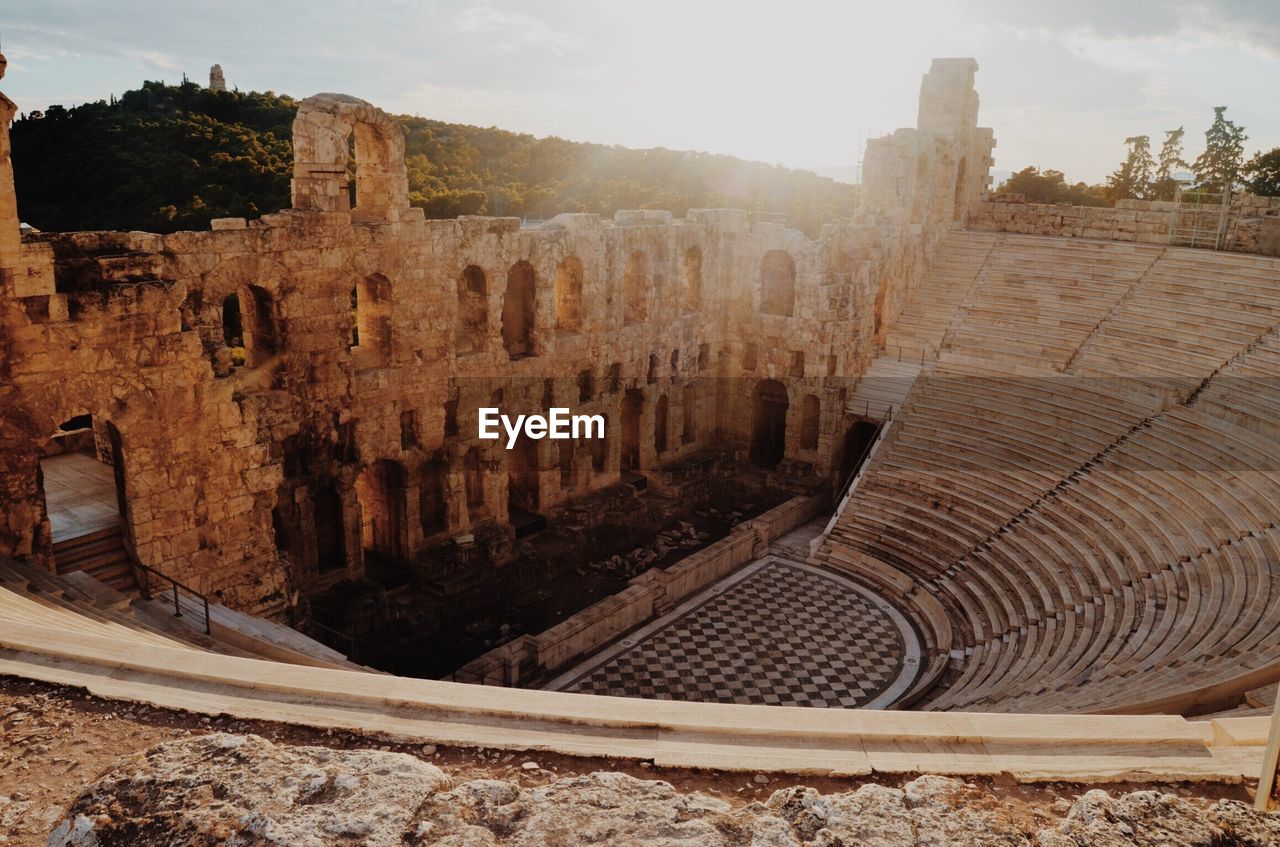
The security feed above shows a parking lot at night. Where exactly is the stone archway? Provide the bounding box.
[750,380,789,469]
[291,94,409,223]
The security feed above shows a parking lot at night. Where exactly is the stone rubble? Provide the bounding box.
[45,734,1280,847]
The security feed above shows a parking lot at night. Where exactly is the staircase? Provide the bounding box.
[52,525,137,593]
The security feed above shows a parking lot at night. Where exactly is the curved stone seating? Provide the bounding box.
[822,232,1280,717]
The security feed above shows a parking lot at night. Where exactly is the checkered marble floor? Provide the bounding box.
[551,559,917,708]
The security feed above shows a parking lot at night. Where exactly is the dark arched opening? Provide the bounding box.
[356,459,406,561]
[502,260,536,358]
[314,484,347,572]
[621,389,644,470]
[750,379,789,469]
[420,456,446,538]
[654,394,669,454]
[840,421,881,482]
[682,384,698,444]
[507,434,540,512]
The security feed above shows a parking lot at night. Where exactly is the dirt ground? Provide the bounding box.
[0,674,1257,846]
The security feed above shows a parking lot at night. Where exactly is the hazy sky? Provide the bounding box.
[2,1,1278,184]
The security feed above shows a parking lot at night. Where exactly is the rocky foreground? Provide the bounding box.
[41,733,1280,847]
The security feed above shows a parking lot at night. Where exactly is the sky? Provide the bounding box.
[2,0,1278,185]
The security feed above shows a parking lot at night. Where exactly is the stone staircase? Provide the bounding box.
[52,525,136,593]
[0,556,370,673]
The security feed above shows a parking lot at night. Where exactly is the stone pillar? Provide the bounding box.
[209,64,227,92]
[0,51,22,272]
[916,58,979,139]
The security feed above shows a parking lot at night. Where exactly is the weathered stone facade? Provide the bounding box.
[0,57,992,617]
[970,193,1280,256]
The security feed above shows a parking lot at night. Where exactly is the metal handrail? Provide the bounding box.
[836,408,891,504]
[134,561,210,635]
[301,617,359,657]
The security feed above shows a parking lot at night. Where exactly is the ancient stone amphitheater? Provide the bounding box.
[3,55,1280,792]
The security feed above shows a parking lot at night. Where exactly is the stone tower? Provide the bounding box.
[209,64,227,92]
[0,47,21,267]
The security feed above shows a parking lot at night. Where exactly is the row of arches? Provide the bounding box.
[210,247,796,376]
[454,246,795,359]
[749,381,822,469]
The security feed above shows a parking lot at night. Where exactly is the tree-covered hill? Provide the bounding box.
[11,80,858,237]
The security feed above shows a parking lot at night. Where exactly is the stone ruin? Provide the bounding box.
[0,58,993,626]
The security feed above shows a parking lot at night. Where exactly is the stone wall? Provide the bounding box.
[969,193,1280,256]
[0,59,992,617]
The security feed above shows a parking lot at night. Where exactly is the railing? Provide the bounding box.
[835,409,891,506]
[812,410,895,554]
[300,617,360,659]
[134,561,211,635]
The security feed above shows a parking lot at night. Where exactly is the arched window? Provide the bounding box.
[578,369,595,402]
[654,394,669,454]
[760,250,796,317]
[290,95,409,223]
[682,246,702,313]
[352,273,393,364]
[356,459,406,560]
[624,251,647,323]
[555,256,584,333]
[221,293,245,369]
[502,260,536,358]
[456,265,488,354]
[242,285,279,366]
[800,395,821,450]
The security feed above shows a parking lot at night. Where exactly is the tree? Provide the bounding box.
[11,81,860,237]
[997,166,1107,207]
[1242,148,1280,197]
[1193,106,1247,194]
[1150,127,1190,201]
[1106,135,1154,203]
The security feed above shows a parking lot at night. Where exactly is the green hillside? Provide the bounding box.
[11,80,858,236]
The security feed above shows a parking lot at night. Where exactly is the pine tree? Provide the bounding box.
[1106,135,1154,204]
[1243,148,1280,197]
[1150,127,1189,201]
[1193,107,1247,194]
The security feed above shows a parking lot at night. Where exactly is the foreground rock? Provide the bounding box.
[46,734,450,847]
[47,734,1280,846]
